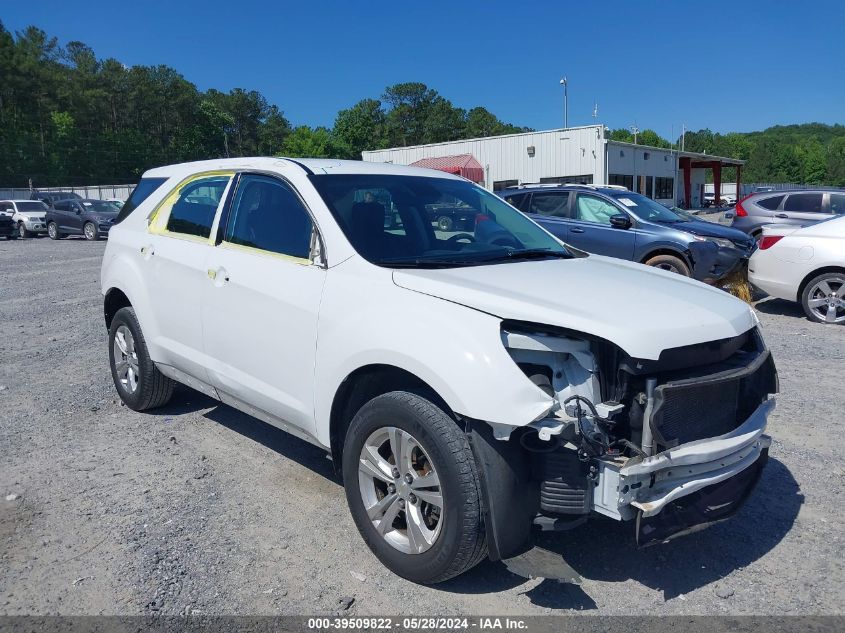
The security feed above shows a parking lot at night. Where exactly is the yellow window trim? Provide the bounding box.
[147,170,235,244]
[219,240,312,266]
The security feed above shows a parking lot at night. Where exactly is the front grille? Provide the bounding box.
[650,350,777,448]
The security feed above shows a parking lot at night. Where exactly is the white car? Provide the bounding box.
[749,215,845,323]
[0,199,49,238]
[101,158,778,584]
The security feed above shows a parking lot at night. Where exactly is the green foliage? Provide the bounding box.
[0,20,291,186]
[2,21,841,187]
[680,124,845,185]
[281,126,337,158]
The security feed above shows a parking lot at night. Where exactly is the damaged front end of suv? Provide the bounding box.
[466,321,778,560]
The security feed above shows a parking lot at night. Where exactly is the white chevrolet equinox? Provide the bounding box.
[101,158,778,584]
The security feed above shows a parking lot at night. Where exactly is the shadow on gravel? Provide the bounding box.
[148,388,802,608]
[148,386,339,483]
[754,297,808,320]
[438,457,801,609]
[534,457,801,603]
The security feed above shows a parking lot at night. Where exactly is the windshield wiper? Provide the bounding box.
[379,258,482,269]
[480,249,573,262]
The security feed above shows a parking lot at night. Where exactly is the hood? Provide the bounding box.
[676,219,753,244]
[18,211,46,220]
[392,255,757,360]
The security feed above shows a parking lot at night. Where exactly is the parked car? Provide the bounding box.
[0,199,49,238]
[101,158,778,584]
[46,198,119,240]
[749,215,845,324]
[500,185,755,282]
[730,189,845,241]
[0,209,15,239]
[703,193,736,208]
[30,190,83,207]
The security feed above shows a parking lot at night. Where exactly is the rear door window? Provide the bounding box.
[148,174,232,240]
[504,193,527,210]
[830,193,845,215]
[757,195,784,210]
[784,193,824,213]
[528,192,570,217]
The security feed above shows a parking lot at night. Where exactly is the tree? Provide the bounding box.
[281,126,336,158]
[332,98,386,159]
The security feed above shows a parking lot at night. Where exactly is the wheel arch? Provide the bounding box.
[797,266,845,302]
[640,246,693,269]
[104,287,132,330]
[328,364,452,473]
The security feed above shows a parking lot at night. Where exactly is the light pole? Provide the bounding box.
[559,77,568,129]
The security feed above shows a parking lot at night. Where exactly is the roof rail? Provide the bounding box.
[504,183,630,191]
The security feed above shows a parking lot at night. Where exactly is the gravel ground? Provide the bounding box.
[1,236,843,616]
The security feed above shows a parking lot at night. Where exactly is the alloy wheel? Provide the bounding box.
[806,276,845,323]
[112,325,140,393]
[358,426,444,554]
[48,223,57,239]
[655,262,681,274]
[84,223,95,240]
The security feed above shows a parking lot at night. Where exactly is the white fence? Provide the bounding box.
[0,183,136,202]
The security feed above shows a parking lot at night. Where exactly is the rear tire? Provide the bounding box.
[800,272,845,324]
[644,254,691,277]
[108,307,175,410]
[342,391,487,584]
[437,216,454,232]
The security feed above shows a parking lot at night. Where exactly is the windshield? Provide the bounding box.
[15,201,48,212]
[81,200,119,213]
[609,192,687,223]
[311,174,571,267]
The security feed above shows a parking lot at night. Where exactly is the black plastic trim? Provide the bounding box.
[465,419,537,561]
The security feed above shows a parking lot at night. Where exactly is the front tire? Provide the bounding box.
[342,391,486,584]
[18,223,31,238]
[84,222,98,241]
[644,254,691,277]
[108,307,175,410]
[48,222,63,240]
[801,272,845,324]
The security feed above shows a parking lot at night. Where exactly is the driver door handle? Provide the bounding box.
[775,213,788,218]
[570,227,585,233]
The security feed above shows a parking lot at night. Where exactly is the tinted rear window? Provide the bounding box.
[115,178,168,224]
[757,195,784,210]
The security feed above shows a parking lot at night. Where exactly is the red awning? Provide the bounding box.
[410,154,484,183]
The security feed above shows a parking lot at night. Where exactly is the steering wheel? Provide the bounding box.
[446,233,476,245]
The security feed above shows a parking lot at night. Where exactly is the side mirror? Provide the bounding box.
[609,213,632,229]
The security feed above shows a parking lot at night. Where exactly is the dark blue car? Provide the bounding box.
[499,185,755,282]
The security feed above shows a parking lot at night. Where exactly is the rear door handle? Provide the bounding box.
[207,267,229,286]
[570,227,585,233]
[775,213,788,218]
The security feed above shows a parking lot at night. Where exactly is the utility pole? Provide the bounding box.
[629,124,639,145]
[559,77,568,128]
[592,102,598,121]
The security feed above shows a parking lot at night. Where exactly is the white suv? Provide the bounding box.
[0,200,49,237]
[101,158,778,584]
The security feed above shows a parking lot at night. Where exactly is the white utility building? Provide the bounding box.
[362,124,744,208]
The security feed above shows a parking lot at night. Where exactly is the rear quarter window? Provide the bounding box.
[115,177,168,224]
[757,195,784,210]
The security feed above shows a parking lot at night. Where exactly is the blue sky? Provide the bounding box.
[3,0,843,140]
